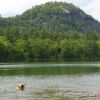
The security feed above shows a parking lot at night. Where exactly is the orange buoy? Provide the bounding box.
[95,94,100,98]
[88,93,100,98]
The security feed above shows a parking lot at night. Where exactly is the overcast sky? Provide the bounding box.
[0,0,100,21]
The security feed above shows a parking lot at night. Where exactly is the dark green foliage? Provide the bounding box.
[0,2,100,61]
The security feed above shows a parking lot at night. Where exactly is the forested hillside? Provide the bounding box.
[0,2,100,61]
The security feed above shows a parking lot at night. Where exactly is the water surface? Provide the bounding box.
[0,63,100,100]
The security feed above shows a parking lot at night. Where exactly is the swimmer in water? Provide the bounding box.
[16,83,25,91]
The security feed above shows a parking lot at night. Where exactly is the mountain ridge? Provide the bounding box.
[0,2,100,34]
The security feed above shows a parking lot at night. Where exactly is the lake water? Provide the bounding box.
[0,63,100,100]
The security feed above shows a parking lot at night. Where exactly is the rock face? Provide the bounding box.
[0,2,100,33]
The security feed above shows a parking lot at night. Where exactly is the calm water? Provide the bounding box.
[0,63,100,100]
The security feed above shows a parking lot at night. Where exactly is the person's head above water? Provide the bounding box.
[16,83,25,91]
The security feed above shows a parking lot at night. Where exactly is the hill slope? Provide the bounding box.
[0,2,100,34]
[18,2,100,33]
[0,2,100,61]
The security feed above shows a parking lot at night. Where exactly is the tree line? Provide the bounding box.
[0,30,100,62]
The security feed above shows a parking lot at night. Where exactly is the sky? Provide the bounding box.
[0,0,100,21]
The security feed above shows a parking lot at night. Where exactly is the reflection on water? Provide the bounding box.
[0,66,100,76]
[0,63,100,100]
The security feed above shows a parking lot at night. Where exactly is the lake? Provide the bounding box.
[0,63,100,100]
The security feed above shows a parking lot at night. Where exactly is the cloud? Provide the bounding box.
[0,0,100,22]
[83,0,100,21]
[0,0,64,17]
[0,0,31,17]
